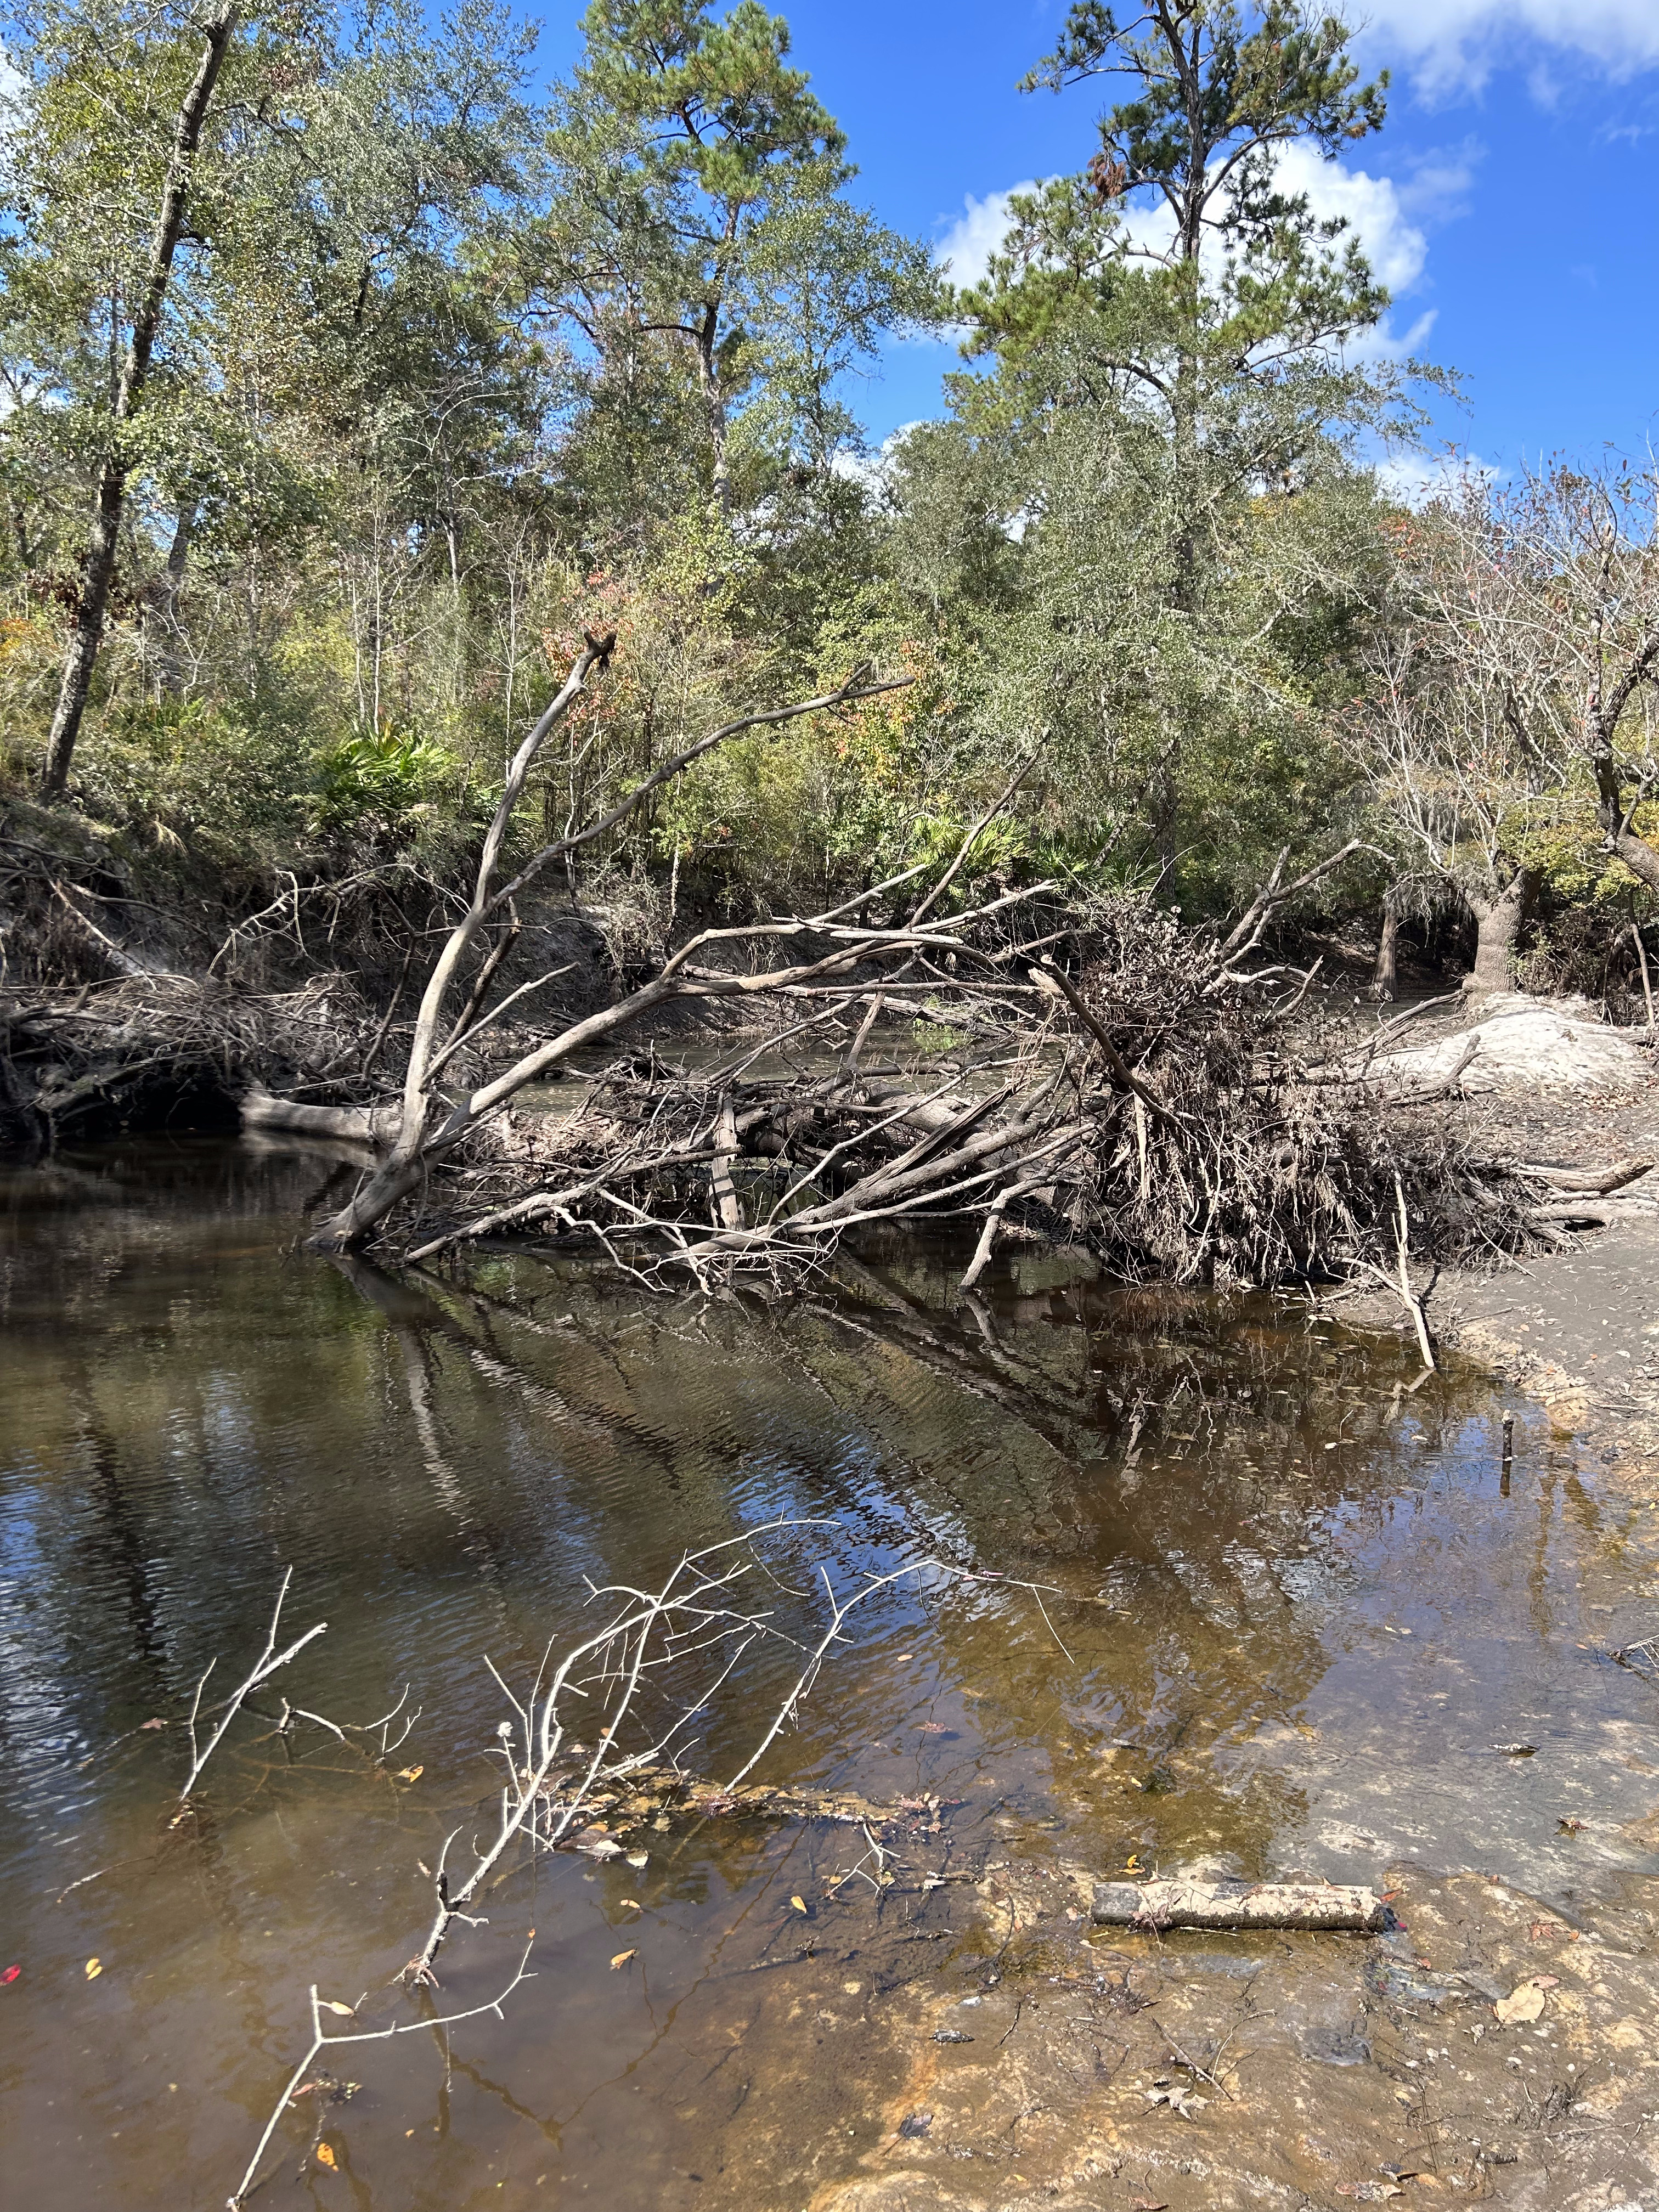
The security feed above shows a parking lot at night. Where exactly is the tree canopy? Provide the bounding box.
[2,0,1652,1000]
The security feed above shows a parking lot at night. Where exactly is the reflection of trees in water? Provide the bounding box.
[3,1142,1515,1892]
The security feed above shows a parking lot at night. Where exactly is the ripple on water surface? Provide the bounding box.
[1,1137,1656,2211]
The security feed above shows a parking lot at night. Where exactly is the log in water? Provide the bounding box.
[1092,1878,1387,1932]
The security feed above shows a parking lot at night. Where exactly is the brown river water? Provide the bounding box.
[2,1137,1657,2211]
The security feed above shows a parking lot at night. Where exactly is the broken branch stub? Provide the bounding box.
[1092,1878,1387,1933]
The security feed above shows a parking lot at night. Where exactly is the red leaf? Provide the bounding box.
[2,1965,19,1985]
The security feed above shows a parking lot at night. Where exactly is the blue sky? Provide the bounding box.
[533,1,1659,481]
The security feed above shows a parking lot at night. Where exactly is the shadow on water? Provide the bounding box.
[2,1136,1657,2210]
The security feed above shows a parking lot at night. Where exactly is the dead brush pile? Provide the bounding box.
[0,970,385,1147]
[396,883,1535,1295]
[1058,892,1528,1285]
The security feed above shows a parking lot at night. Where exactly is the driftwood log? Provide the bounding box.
[1092,1878,1388,1932]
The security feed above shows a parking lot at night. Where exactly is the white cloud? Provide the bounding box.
[939,146,1447,300]
[1375,450,1499,506]
[830,422,924,495]
[935,184,1034,290]
[1272,142,1429,294]
[1361,0,1659,92]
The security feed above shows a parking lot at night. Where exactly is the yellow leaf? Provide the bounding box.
[84,1958,102,1980]
[1495,1979,1547,2025]
[610,1949,637,1971]
[320,1999,355,2017]
[395,1765,424,1783]
[789,1895,809,1915]
[315,2143,337,2170]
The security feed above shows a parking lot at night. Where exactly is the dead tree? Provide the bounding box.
[235,635,1535,1291]
[257,640,927,1249]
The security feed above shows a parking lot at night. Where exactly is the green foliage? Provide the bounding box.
[881,1,1440,914]
[530,0,941,520]
[4,0,1635,981]
[68,693,313,867]
[313,725,461,837]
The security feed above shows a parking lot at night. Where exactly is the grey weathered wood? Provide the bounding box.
[1092,1878,1386,1932]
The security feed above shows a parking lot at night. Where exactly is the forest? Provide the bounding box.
[4,0,1659,1280]
[9,13,1659,2209]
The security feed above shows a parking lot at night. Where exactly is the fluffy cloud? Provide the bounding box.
[1272,142,1429,292]
[935,184,1035,291]
[1375,450,1499,506]
[1361,0,1659,89]
[938,145,1454,309]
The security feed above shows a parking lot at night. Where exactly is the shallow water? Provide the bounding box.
[2,1137,1656,2210]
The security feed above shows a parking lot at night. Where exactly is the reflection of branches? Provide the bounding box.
[228,1943,536,2208]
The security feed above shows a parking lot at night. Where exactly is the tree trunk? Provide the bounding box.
[41,3,239,796]
[1093,1878,1385,1933]
[1466,872,1533,996]
[1593,747,1659,893]
[1372,889,1402,1000]
[695,303,729,517]
[150,496,198,697]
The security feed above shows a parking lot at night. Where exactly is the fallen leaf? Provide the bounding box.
[2,1966,19,1985]
[314,2143,337,2170]
[894,1653,912,1664]
[139,1718,166,1731]
[1494,1979,1547,2025]
[84,1957,102,1980]
[618,1899,642,1914]
[789,1895,809,1915]
[320,1999,355,2017]
[1144,2084,1207,2118]
[395,1765,424,1783]
[609,1949,636,1971]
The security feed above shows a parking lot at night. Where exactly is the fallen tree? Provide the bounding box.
[222,636,1541,1292]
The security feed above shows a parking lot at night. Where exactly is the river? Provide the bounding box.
[2,1136,1657,2209]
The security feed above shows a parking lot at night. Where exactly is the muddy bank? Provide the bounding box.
[813,1861,1659,2212]
[1350,1013,1659,1481]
